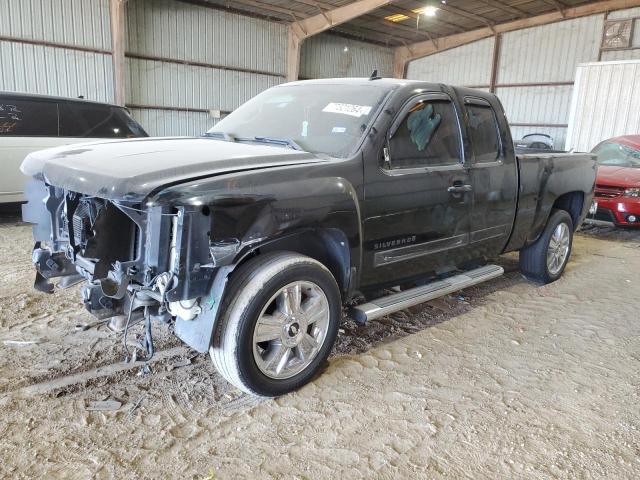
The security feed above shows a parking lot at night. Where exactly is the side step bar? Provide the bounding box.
[351,264,504,324]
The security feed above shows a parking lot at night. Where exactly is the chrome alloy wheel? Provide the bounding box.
[252,281,331,380]
[546,222,570,276]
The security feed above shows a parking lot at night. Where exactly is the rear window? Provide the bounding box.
[465,101,502,163]
[0,99,58,136]
[60,103,147,138]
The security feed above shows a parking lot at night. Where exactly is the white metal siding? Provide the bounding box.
[125,0,287,136]
[129,108,218,137]
[566,60,640,152]
[0,0,113,102]
[406,37,495,86]
[498,15,603,83]
[126,0,287,76]
[0,41,113,102]
[607,7,640,19]
[300,33,394,79]
[496,85,573,124]
[0,0,111,50]
[126,57,281,111]
[601,48,640,61]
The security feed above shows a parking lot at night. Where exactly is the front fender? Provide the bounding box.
[150,163,363,280]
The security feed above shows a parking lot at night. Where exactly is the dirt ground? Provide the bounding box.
[0,221,639,479]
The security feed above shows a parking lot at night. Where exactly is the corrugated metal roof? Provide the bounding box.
[191,0,599,46]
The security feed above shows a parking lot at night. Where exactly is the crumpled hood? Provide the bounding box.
[597,165,640,188]
[21,137,324,201]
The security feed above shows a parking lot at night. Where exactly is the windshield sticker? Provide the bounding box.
[332,126,347,133]
[301,120,309,137]
[323,103,372,118]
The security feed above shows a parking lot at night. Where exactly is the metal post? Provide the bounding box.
[110,0,127,106]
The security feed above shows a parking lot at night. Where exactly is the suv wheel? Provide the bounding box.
[519,209,574,284]
[210,252,341,397]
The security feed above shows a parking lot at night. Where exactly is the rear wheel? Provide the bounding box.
[210,252,341,397]
[519,209,574,284]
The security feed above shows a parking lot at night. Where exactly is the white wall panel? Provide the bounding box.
[498,15,603,83]
[496,85,573,124]
[0,0,113,102]
[129,108,218,137]
[406,37,494,86]
[300,34,393,79]
[566,60,640,152]
[0,0,111,50]
[607,7,640,19]
[126,58,280,111]
[126,0,287,76]
[0,41,113,102]
[601,48,640,61]
[124,0,287,135]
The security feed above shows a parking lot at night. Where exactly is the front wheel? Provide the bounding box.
[519,209,574,284]
[210,252,341,397]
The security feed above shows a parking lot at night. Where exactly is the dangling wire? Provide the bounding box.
[122,290,136,362]
[142,306,154,362]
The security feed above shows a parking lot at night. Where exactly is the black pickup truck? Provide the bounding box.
[21,78,596,396]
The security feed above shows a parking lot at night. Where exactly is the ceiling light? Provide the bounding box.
[423,6,438,16]
[384,13,410,22]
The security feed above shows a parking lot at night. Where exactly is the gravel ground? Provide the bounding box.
[0,222,639,479]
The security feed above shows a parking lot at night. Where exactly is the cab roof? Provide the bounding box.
[0,90,122,108]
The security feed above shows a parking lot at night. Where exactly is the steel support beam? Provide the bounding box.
[287,0,393,81]
[394,0,640,78]
[109,0,127,106]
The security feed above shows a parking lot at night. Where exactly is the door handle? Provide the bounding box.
[447,184,473,193]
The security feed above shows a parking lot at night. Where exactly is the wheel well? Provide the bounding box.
[233,229,351,296]
[552,191,584,229]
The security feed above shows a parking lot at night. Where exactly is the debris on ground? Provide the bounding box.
[84,399,122,411]
[3,339,44,346]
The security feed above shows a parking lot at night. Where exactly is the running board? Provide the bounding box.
[351,264,504,324]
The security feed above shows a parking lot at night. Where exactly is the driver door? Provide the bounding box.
[361,92,472,288]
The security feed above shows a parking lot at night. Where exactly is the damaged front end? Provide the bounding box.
[22,179,231,355]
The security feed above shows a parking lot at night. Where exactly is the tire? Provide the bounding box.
[210,252,341,397]
[519,209,574,284]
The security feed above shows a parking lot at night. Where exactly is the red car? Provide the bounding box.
[591,135,640,226]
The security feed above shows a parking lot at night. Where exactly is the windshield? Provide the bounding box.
[592,141,640,168]
[206,83,390,158]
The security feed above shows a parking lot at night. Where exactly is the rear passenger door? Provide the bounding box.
[59,102,147,138]
[362,92,472,287]
[0,97,60,203]
[463,96,518,258]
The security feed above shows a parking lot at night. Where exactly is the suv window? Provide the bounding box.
[387,98,462,170]
[0,99,58,136]
[465,100,501,163]
[60,102,147,138]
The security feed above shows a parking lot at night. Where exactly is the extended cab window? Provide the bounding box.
[465,100,501,163]
[60,103,147,138]
[0,98,58,136]
[387,99,462,170]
